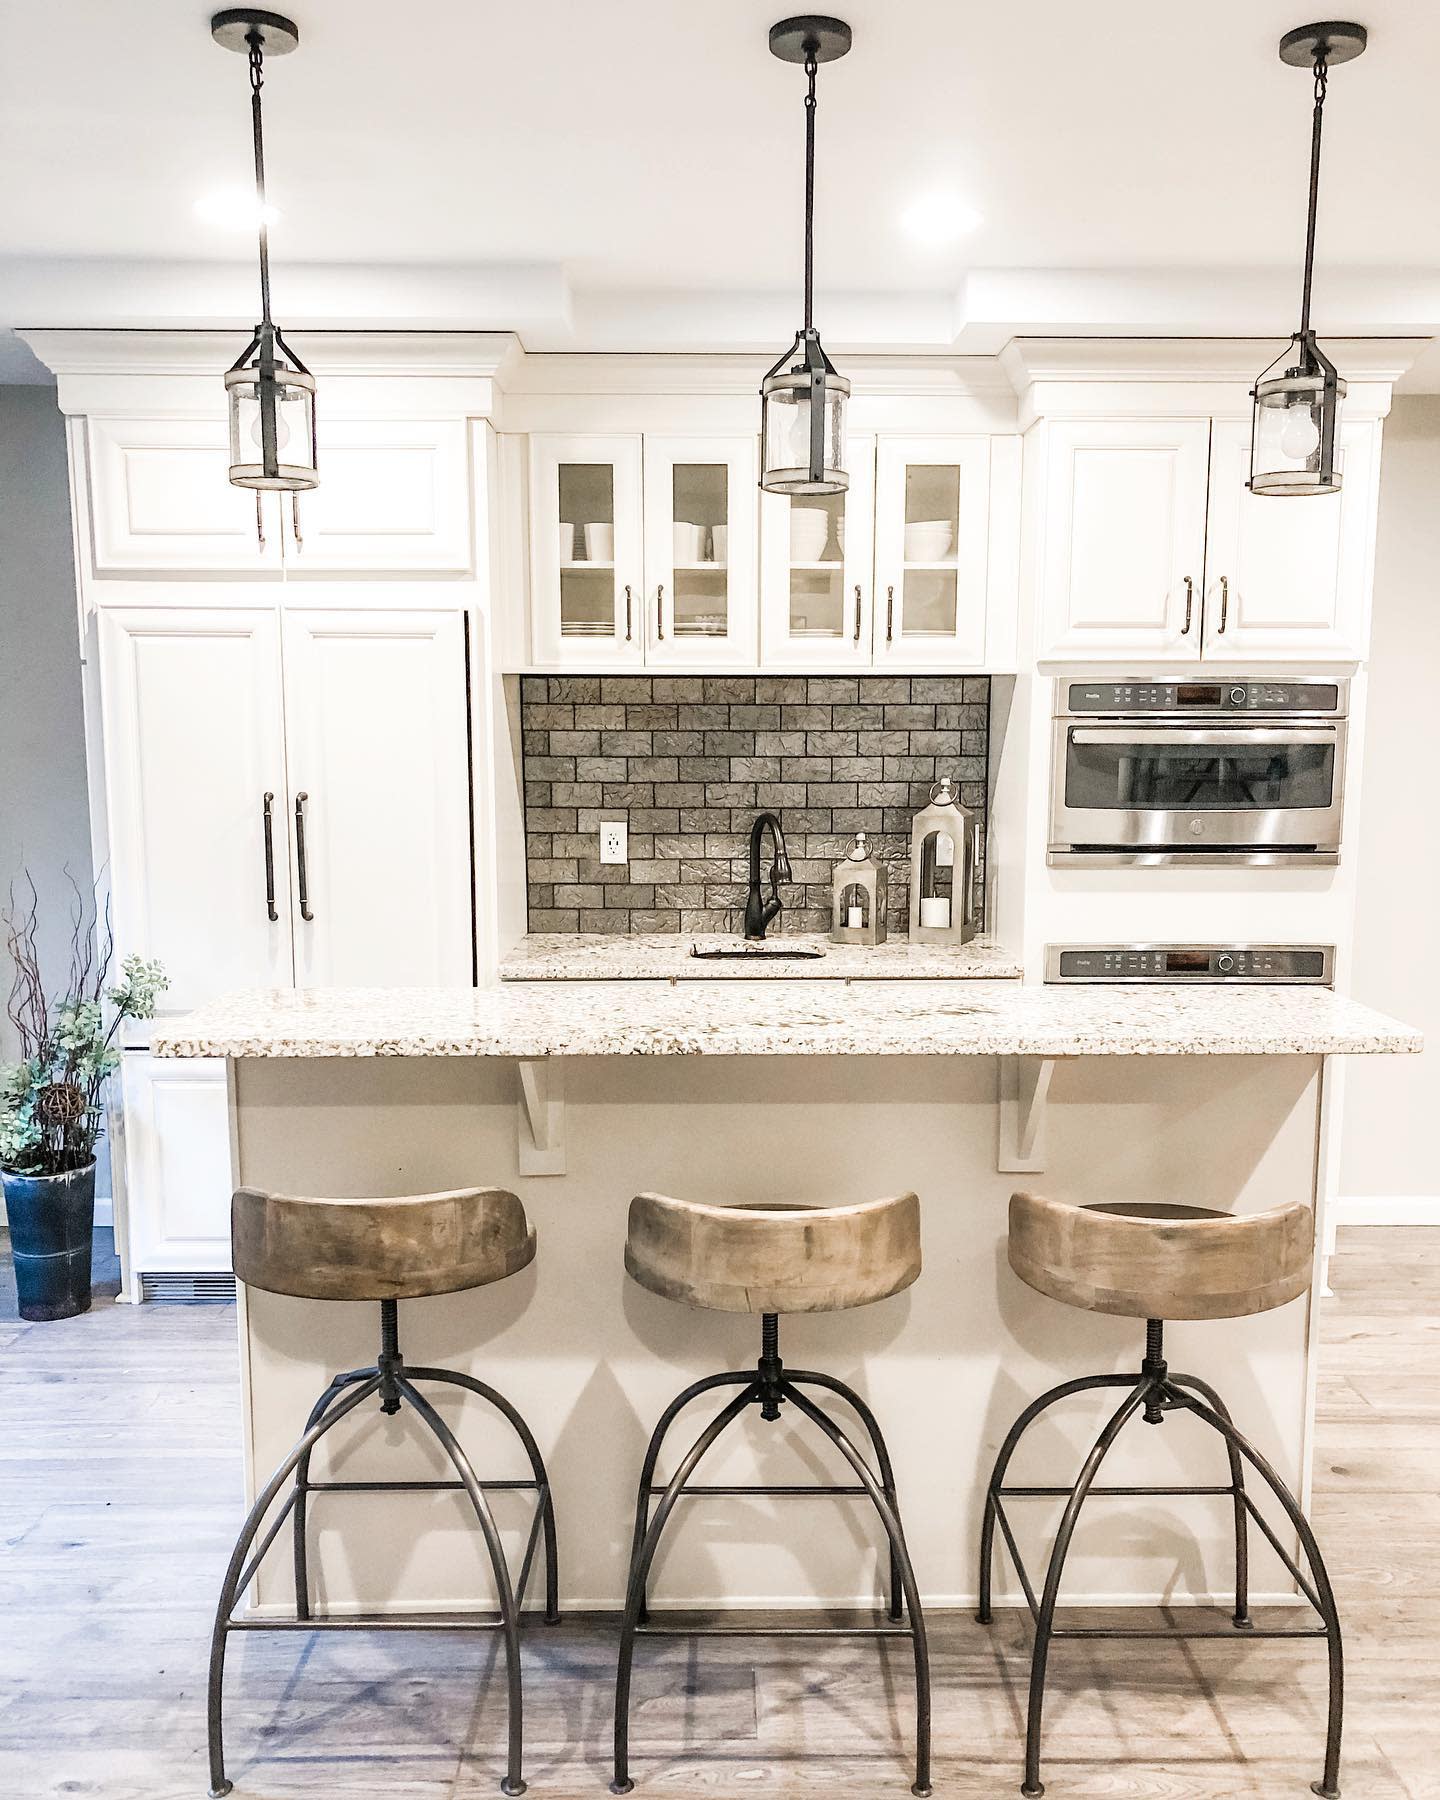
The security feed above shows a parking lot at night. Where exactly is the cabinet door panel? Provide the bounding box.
[643,435,758,666]
[1202,417,1374,660]
[529,435,645,667]
[121,1054,232,1274]
[98,608,293,1019]
[88,417,278,573]
[283,419,472,573]
[759,436,875,668]
[1039,419,1210,661]
[873,436,990,666]
[283,610,473,987]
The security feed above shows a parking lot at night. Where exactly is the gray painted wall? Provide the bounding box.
[0,385,93,1065]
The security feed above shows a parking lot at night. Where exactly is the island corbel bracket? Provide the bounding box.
[996,1055,1057,1173]
[516,1058,566,1176]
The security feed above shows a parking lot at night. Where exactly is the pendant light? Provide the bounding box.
[760,16,852,496]
[1249,21,1367,498]
[211,9,318,492]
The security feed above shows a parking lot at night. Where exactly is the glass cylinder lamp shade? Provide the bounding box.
[760,332,849,496]
[1249,340,1345,497]
[224,330,318,491]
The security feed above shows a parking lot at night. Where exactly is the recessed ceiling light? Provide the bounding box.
[900,192,982,246]
[194,187,280,231]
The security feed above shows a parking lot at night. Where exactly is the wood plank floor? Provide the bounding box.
[1,1226,1436,1799]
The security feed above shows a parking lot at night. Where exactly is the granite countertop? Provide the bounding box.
[151,981,1422,1060]
[499,933,1023,981]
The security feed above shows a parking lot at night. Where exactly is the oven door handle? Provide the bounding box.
[1068,726,1338,747]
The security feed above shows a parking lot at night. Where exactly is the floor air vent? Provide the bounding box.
[140,1271,237,1304]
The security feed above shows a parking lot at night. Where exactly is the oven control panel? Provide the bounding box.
[1064,679,1345,716]
[1044,944,1335,984]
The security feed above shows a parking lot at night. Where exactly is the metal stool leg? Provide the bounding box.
[407,1364,563,1625]
[620,1371,753,1628]
[206,1374,382,1799]
[395,1377,528,1797]
[611,1383,761,1795]
[976,1372,1140,1628]
[783,1382,934,1798]
[1168,1370,1251,1628]
[291,1367,376,1621]
[1164,1382,1345,1800]
[1022,1376,1154,1799]
[788,1369,906,1622]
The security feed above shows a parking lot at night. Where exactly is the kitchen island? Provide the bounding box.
[154,978,1418,1618]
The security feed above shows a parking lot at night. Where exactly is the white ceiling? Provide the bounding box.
[4,0,1440,380]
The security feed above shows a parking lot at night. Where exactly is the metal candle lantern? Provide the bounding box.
[830,831,887,945]
[908,777,977,945]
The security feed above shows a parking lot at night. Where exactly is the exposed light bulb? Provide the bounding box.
[1279,405,1321,461]
[195,187,280,231]
[250,408,291,451]
[900,191,983,246]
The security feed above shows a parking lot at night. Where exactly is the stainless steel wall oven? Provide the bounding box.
[1049,677,1348,866]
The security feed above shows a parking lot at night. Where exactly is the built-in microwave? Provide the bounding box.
[1049,676,1348,866]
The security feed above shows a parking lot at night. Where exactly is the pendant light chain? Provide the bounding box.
[1298,47,1328,345]
[246,30,274,329]
[802,50,818,334]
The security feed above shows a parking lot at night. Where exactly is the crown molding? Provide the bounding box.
[503,350,1015,399]
[18,328,524,383]
[1001,335,1428,391]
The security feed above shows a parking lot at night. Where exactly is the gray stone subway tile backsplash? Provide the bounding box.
[521,674,990,935]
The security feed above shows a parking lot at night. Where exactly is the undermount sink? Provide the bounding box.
[688,941,826,961]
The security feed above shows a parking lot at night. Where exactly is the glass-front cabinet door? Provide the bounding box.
[759,435,875,668]
[530,434,644,666]
[642,436,757,665]
[873,436,990,666]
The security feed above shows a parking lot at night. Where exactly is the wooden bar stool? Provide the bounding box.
[977,1193,1342,1799]
[206,1186,558,1799]
[611,1191,931,1797]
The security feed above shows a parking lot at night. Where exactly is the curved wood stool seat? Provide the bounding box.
[624,1190,922,1314]
[979,1189,1341,1800]
[1007,1192,1314,1321]
[612,1191,931,1798]
[208,1185,554,1800]
[232,1184,537,1301]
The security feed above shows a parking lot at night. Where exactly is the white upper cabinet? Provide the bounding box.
[873,436,992,667]
[281,609,474,988]
[1037,419,1211,662]
[98,607,294,1018]
[529,434,646,667]
[88,417,279,574]
[87,414,472,577]
[642,436,758,665]
[760,434,875,669]
[1201,416,1375,661]
[282,418,473,573]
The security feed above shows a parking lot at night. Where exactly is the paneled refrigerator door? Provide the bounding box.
[282,608,474,988]
[120,1053,233,1277]
[873,436,991,666]
[1201,416,1375,661]
[529,435,645,666]
[642,436,758,665]
[98,607,293,1022]
[759,435,875,668]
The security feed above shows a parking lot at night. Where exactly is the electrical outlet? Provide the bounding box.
[599,820,628,865]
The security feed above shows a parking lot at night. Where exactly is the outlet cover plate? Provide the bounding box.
[599,820,628,865]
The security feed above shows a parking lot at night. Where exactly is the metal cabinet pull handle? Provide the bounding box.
[1218,575,1229,634]
[290,494,303,553]
[255,494,266,553]
[294,792,314,922]
[624,583,633,643]
[853,584,862,644]
[1182,575,1194,635]
[262,792,279,922]
[886,584,895,643]
[655,584,665,641]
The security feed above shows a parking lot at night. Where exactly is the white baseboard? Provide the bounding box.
[1332,1194,1439,1227]
[0,1193,112,1228]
